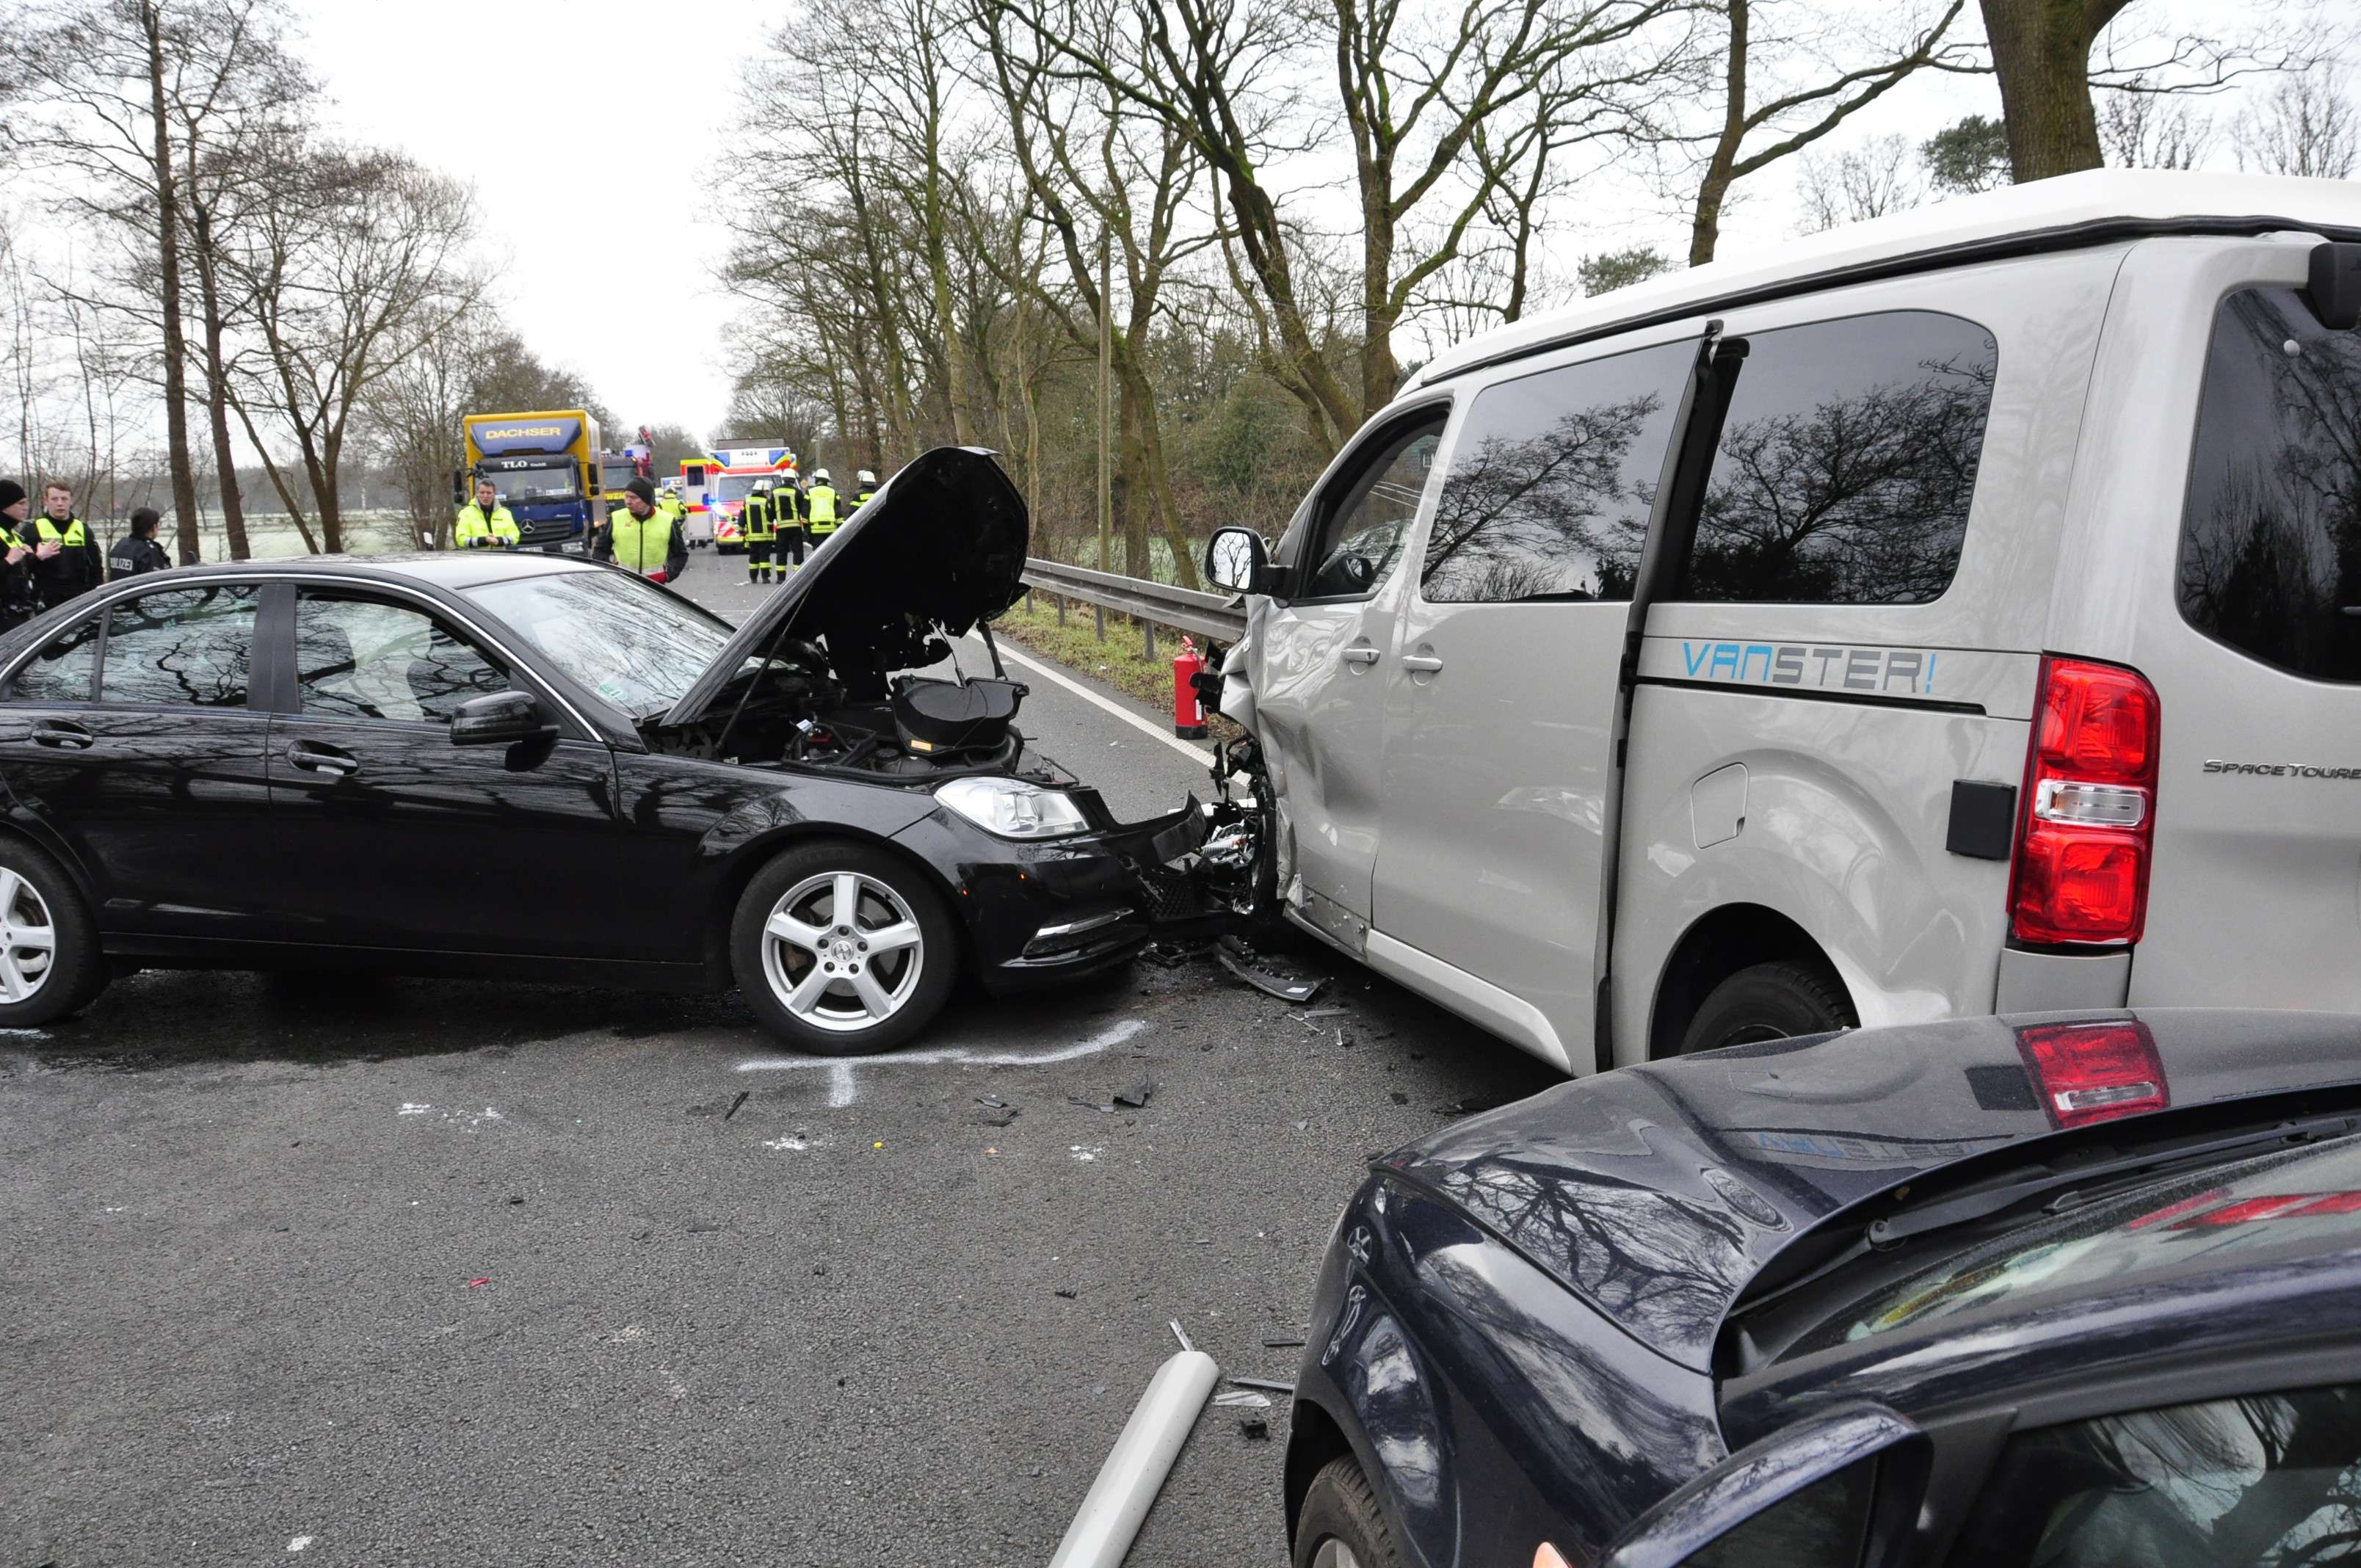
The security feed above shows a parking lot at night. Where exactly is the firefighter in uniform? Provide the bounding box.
[848,469,879,519]
[805,468,842,551]
[772,468,804,576]
[454,478,522,549]
[742,479,776,586]
[598,477,687,582]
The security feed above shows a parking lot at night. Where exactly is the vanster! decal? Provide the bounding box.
[1681,641,1942,696]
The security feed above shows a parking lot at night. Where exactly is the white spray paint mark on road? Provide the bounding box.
[1070,1144,1105,1163]
[736,1018,1150,1107]
[764,1135,813,1151]
[288,1537,314,1553]
[397,1103,432,1116]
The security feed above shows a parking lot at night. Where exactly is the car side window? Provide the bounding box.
[1424,341,1694,604]
[1678,310,1997,606]
[2179,286,2361,683]
[294,592,507,725]
[7,617,101,704]
[1299,414,1446,601]
[98,585,260,708]
[1686,1453,1876,1568]
[1946,1382,2361,1567]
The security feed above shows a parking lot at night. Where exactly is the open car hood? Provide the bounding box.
[661,446,1029,728]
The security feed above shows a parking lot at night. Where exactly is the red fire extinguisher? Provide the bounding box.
[1172,637,1207,739]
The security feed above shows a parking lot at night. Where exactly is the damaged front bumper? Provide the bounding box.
[891,785,1214,995]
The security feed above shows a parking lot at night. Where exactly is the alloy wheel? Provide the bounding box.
[758,870,926,1034]
[1312,1542,1363,1568]
[0,868,56,1003]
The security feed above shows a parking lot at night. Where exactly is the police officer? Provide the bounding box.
[598,476,687,582]
[0,482,39,631]
[108,508,170,577]
[805,468,842,550]
[32,481,104,609]
[742,479,776,587]
[454,477,521,549]
[848,468,880,519]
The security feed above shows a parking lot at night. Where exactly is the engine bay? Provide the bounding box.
[640,618,1067,787]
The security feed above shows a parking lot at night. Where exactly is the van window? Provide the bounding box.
[1423,341,1692,603]
[2179,287,2361,683]
[1680,311,1996,606]
[1297,414,1446,600]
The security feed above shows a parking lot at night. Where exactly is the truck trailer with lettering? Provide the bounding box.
[457,410,603,554]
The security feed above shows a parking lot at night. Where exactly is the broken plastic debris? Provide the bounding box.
[1068,1095,1116,1114]
[1112,1081,1156,1108]
[1390,1091,1410,1106]
[976,1094,1009,1108]
[1227,1375,1295,1394]
[1293,1119,1310,1132]
[1238,1415,1272,1441]
[1211,1389,1270,1408]
[1440,1097,1494,1117]
[723,1090,750,1121]
[1169,1319,1194,1354]
[1215,942,1328,1004]
[1056,1287,1079,1299]
[1301,1007,1349,1020]
[1263,1337,1307,1349]
[466,1277,490,1288]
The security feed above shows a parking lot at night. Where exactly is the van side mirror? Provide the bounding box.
[450,469,467,507]
[1598,1404,1930,1568]
[450,690,557,748]
[1205,527,1288,597]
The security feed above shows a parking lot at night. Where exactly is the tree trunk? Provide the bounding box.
[1691,0,1749,266]
[188,201,249,559]
[1979,0,2125,180]
[145,5,202,564]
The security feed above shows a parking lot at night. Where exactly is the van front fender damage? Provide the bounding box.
[1610,708,2028,1065]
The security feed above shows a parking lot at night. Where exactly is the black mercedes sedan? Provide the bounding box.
[0,448,1198,1052]
[1288,1009,2361,1568]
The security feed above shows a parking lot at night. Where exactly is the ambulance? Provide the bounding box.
[681,442,797,555]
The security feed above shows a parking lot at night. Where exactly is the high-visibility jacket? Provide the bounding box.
[32,515,87,550]
[775,486,803,528]
[609,504,678,576]
[454,501,521,548]
[806,484,841,534]
[742,492,775,542]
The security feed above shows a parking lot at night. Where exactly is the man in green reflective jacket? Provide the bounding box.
[454,479,521,549]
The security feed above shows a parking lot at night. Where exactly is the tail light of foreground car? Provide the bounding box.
[2008,656,2161,946]
[1534,1546,1575,1568]
[2015,1020,2169,1129]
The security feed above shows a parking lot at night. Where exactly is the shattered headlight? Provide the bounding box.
[935,777,1090,839]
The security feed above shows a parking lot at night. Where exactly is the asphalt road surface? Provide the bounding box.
[1,557,1562,1568]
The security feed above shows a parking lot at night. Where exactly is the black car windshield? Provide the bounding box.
[1794,1131,2361,1356]
[462,567,733,716]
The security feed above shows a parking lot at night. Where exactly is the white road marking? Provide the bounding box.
[1069,1144,1104,1163]
[979,639,1214,766]
[397,1103,432,1116]
[288,1537,314,1553]
[736,1018,1150,1107]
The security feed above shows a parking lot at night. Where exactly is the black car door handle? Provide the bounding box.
[286,741,359,777]
[31,720,94,751]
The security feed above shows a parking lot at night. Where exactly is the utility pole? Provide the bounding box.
[1096,231,1111,574]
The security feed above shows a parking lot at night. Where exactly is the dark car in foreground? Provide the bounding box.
[0,448,1198,1052]
[1288,1009,2361,1568]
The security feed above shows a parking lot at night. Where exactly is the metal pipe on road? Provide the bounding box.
[1046,1349,1220,1568]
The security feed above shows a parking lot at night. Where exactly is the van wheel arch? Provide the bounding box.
[1647,904,1856,1060]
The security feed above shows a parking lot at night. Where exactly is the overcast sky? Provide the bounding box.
[291,0,2307,444]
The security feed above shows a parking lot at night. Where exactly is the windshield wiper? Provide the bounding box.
[1865,1112,2361,1247]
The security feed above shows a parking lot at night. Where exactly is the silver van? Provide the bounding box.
[1200,170,2361,1075]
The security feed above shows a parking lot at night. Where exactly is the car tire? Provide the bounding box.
[1294,1455,1407,1568]
[1678,959,1855,1056]
[730,840,957,1056]
[0,838,107,1027]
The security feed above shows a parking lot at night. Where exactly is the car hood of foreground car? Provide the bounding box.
[660,446,1030,729]
[1380,1009,2361,1371]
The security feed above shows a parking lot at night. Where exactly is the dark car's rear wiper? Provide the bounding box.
[1867,1111,2361,1247]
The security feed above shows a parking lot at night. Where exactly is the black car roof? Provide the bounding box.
[1382,1009,2361,1372]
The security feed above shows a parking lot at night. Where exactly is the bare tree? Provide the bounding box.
[220,144,481,553]
[2235,65,2358,180]
[1687,0,1966,266]
[2098,79,2213,168]
[1796,132,1918,233]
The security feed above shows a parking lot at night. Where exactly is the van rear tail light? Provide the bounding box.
[2014,1020,2169,1129]
[2009,657,2161,945]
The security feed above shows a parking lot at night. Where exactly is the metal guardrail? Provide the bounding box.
[1020,556,1247,645]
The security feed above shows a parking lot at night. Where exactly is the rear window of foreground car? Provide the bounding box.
[2180,286,2361,683]
[461,570,733,716]
[1793,1130,2361,1356]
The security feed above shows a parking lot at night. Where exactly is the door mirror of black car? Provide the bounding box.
[1205,527,1287,597]
[450,690,556,748]
[1597,1404,1930,1568]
